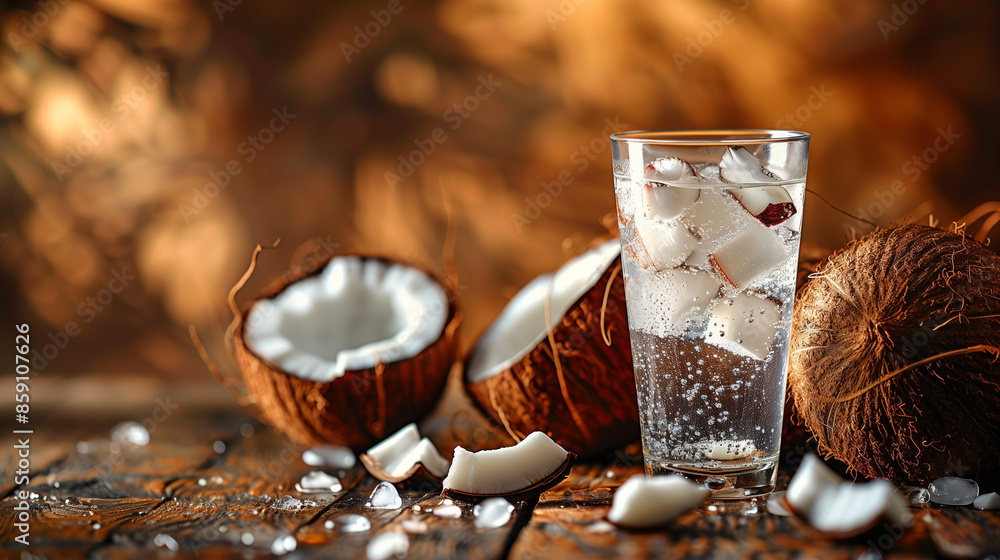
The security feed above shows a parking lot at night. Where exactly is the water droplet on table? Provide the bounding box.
[303,445,356,469]
[473,498,513,529]
[898,485,929,505]
[273,495,315,511]
[110,421,150,446]
[928,477,979,506]
[433,504,462,519]
[368,482,402,509]
[295,470,342,493]
[332,513,371,533]
[366,531,409,560]
[270,535,297,555]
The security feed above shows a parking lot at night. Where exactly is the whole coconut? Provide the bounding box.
[789,224,1000,484]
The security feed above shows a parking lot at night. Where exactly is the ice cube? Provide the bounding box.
[474,497,514,529]
[633,217,699,272]
[332,514,371,533]
[693,162,721,183]
[153,534,179,552]
[110,421,150,447]
[400,519,428,534]
[705,293,781,361]
[433,504,462,519]
[730,185,797,226]
[368,482,402,509]
[898,485,929,506]
[682,189,759,243]
[626,268,722,338]
[302,445,357,469]
[928,477,979,506]
[270,535,297,556]
[719,145,774,184]
[709,221,790,289]
[295,470,343,493]
[974,492,1000,510]
[365,531,409,560]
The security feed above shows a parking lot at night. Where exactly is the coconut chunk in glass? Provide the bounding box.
[611,130,809,499]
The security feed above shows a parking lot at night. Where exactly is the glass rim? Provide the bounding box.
[610,129,809,145]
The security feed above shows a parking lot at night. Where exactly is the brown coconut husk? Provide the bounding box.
[789,224,1000,485]
[226,244,461,451]
[464,239,639,458]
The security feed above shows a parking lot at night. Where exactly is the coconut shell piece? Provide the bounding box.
[464,246,638,458]
[230,251,461,451]
[359,453,444,487]
[442,453,576,504]
[789,224,1000,485]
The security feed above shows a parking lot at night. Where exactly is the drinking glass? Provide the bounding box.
[610,130,809,498]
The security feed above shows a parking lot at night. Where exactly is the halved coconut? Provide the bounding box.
[442,431,575,503]
[607,474,710,529]
[360,423,450,485]
[231,253,460,451]
[463,239,638,457]
[785,455,913,539]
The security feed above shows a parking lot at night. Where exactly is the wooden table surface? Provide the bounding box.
[2,381,999,560]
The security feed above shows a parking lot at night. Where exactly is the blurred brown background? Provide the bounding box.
[1,0,998,393]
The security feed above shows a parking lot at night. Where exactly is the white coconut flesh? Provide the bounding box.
[465,240,621,383]
[785,455,913,534]
[245,256,448,382]
[366,423,450,478]
[442,432,569,495]
[607,474,710,528]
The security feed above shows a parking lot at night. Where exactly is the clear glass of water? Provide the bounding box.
[610,130,809,499]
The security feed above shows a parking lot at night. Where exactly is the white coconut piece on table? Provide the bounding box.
[633,217,699,272]
[709,220,790,289]
[719,146,796,226]
[442,432,571,496]
[626,268,721,338]
[705,293,781,361]
[785,455,913,538]
[363,423,450,480]
[245,257,448,382]
[681,189,759,243]
[607,474,710,529]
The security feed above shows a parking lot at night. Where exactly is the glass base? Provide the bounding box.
[645,459,777,500]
